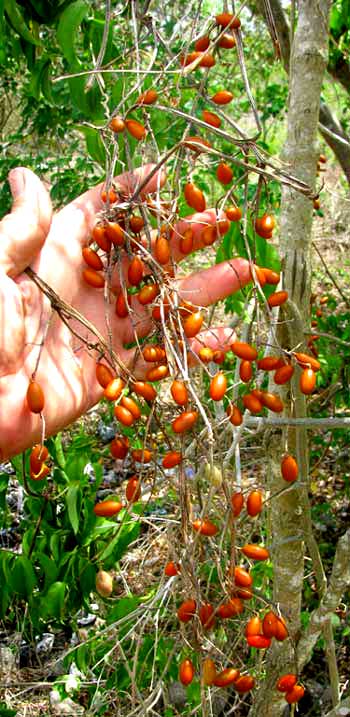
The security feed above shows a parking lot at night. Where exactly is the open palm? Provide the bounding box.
[0,166,252,461]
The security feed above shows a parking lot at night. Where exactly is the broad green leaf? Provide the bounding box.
[78,558,96,595]
[107,596,140,624]
[4,0,42,45]
[8,555,36,598]
[0,704,17,716]
[77,125,106,166]
[50,532,61,562]
[0,473,9,511]
[66,483,81,534]
[99,520,140,562]
[57,0,88,65]
[37,552,59,589]
[41,581,66,619]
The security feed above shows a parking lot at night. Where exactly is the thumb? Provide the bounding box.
[0,167,53,277]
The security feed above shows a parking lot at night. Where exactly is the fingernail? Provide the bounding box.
[8,168,26,199]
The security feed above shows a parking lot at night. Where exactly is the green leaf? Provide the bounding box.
[77,125,106,166]
[57,0,88,64]
[40,581,66,619]
[37,552,59,589]
[99,520,140,563]
[66,484,81,535]
[0,704,17,716]
[4,0,42,45]
[8,555,37,598]
[107,596,140,625]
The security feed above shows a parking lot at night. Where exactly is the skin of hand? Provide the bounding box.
[0,166,253,461]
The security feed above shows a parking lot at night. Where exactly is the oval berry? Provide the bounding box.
[247,635,271,649]
[245,616,263,637]
[92,224,111,252]
[268,290,289,308]
[242,393,263,414]
[184,182,206,212]
[104,377,125,401]
[115,291,129,318]
[96,362,115,388]
[172,410,198,433]
[203,658,217,686]
[125,476,141,502]
[179,227,194,255]
[162,451,182,469]
[82,268,105,288]
[293,351,320,372]
[114,405,135,427]
[129,215,144,233]
[225,205,242,221]
[183,311,203,338]
[226,404,243,426]
[300,368,316,394]
[274,364,294,385]
[26,381,45,414]
[281,454,298,482]
[82,247,103,271]
[212,90,233,105]
[192,518,218,536]
[109,116,125,133]
[285,685,305,704]
[217,598,244,618]
[137,89,157,105]
[239,360,253,383]
[199,603,216,630]
[218,32,236,48]
[213,668,240,687]
[257,356,284,371]
[276,674,297,693]
[234,566,252,587]
[133,381,157,401]
[262,267,280,285]
[171,380,188,406]
[110,436,129,460]
[154,235,171,265]
[262,611,278,638]
[105,222,125,247]
[164,561,180,577]
[121,396,141,419]
[241,544,269,561]
[231,341,258,361]
[234,675,255,693]
[195,35,210,51]
[125,119,147,140]
[138,283,159,305]
[146,364,169,382]
[131,448,152,463]
[128,256,144,286]
[177,599,196,623]
[246,490,263,517]
[30,444,49,474]
[209,372,227,401]
[93,500,123,517]
[179,659,195,686]
[202,110,221,127]
[217,162,233,185]
[260,391,284,413]
[231,492,244,516]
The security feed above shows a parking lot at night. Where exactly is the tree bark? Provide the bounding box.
[249,2,331,714]
[251,0,350,185]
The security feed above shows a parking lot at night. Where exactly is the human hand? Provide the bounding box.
[0,166,253,461]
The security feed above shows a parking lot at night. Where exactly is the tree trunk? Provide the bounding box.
[249,1,331,714]
[251,0,350,186]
